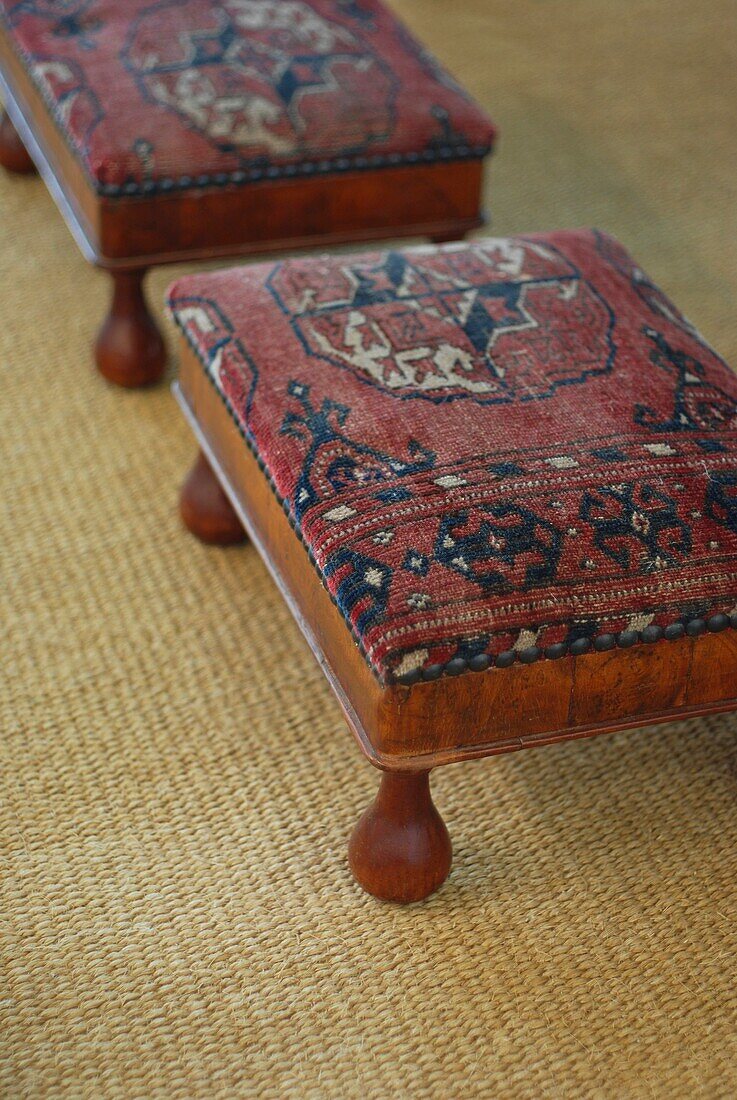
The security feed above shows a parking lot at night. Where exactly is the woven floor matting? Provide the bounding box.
[2,1,737,1095]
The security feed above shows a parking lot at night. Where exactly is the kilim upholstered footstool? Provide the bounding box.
[0,0,495,388]
[169,229,737,902]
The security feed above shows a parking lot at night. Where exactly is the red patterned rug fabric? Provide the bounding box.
[0,0,495,194]
[168,229,737,683]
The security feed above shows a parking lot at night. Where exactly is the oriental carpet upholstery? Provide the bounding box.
[0,0,495,195]
[168,228,737,684]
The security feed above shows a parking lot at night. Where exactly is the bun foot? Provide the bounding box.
[0,111,36,174]
[180,450,247,546]
[349,770,452,903]
[94,269,166,388]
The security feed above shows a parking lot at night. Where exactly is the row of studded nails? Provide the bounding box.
[95,142,493,196]
[397,612,737,685]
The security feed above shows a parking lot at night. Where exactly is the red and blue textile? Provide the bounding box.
[168,230,737,682]
[0,0,496,194]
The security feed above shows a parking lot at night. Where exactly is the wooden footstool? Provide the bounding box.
[0,0,494,388]
[169,229,737,902]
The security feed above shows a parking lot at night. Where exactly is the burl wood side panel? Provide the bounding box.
[100,160,485,264]
[378,660,571,759]
[1,29,486,266]
[378,639,737,763]
[687,630,737,705]
[570,642,691,722]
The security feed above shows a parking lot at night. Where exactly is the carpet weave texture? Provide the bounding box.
[168,229,737,681]
[0,0,494,194]
[2,0,737,1096]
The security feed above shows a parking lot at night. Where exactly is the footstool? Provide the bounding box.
[0,0,495,389]
[169,228,737,902]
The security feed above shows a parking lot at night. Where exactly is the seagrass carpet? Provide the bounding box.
[2,1,737,1096]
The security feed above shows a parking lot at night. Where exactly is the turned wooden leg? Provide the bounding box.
[180,450,247,546]
[349,770,452,903]
[0,111,36,174]
[94,269,167,388]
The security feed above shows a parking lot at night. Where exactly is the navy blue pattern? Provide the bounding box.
[635,328,737,433]
[434,503,563,592]
[121,0,399,164]
[580,484,691,571]
[280,380,436,521]
[705,473,737,535]
[323,548,392,634]
[267,241,618,406]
